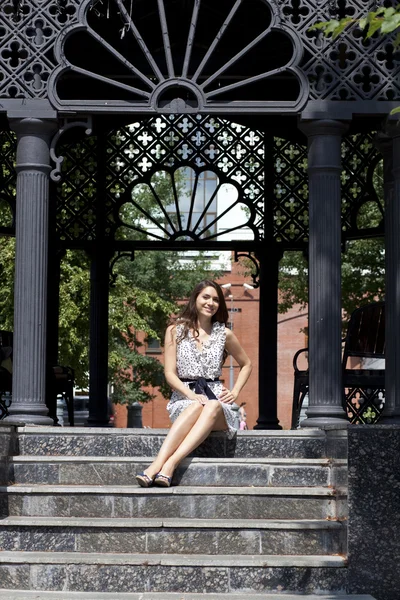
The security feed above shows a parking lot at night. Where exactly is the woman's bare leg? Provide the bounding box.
[158,401,227,478]
[143,402,203,479]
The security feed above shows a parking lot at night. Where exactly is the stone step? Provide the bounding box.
[0,551,347,594]
[7,455,345,487]
[0,485,340,520]
[14,426,347,459]
[0,516,345,555]
[0,592,378,600]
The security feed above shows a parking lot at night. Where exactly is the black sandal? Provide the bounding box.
[154,473,172,487]
[135,472,155,487]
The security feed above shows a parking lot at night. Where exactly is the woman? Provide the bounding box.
[135,280,252,487]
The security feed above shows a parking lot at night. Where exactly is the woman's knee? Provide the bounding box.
[202,400,223,419]
[187,402,203,417]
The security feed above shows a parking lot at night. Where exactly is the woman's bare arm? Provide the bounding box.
[219,328,252,404]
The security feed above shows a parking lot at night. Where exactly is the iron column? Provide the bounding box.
[299,119,348,427]
[5,117,57,425]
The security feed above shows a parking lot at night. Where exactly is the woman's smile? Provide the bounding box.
[196,286,220,317]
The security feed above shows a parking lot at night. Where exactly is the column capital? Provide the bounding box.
[9,117,58,138]
[9,117,59,176]
[299,119,349,139]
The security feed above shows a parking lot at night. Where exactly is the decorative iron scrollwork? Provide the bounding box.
[109,250,134,287]
[50,117,93,182]
[234,251,260,288]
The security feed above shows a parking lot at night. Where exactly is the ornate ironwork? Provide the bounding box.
[281,0,400,102]
[341,132,383,238]
[50,117,93,182]
[272,131,384,247]
[234,251,260,288]
[49,0,308,113]
[109,250,134,287]
[345,386,385,424]
[55,133,98,241]
[273,137,309,245]
[0,0,79,99]
[56,114,266,243]
[0,1,398,111]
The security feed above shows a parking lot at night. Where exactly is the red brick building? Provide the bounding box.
[114,260,308,430]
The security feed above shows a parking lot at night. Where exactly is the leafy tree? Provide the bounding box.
[279,237,385,325]
[310,5,400,43]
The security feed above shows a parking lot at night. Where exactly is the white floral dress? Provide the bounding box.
[166,321,237,439]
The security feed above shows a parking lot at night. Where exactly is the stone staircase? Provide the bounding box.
[0,425,376,599]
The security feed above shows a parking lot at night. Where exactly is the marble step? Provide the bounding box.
[0,516,345,555]
[0,551,347,594]
[13,427,347,459]
[7,455,346,487]
[0,485,341,520]
[0,592,378,600]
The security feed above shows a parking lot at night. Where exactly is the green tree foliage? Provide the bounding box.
[310,5,400,44]
[279,237,385,324]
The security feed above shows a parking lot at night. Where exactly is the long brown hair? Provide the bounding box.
[175,280,229,344]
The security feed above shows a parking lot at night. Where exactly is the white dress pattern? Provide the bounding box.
[166,321,237,439]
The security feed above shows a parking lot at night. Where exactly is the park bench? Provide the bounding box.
[292,301,385,428]
[0,330,75,425]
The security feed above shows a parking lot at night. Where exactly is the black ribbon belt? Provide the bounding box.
[181,377,220,400]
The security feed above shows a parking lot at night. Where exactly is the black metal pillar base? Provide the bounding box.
[4,117,57,426]
[254,246,282,431]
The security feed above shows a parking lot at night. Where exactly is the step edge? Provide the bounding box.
[0,516,345,529]
[0,592,376,600]
[16,427,329,438]
[0,550,347,567]
[1,485,338,496]
[10,456,338,465]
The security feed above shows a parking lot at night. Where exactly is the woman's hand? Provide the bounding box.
[189,393,208,405]
[218,387,237,404]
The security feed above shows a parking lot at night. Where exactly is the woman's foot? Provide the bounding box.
[154,473,172,487]
[135,462,162,487]
[153,458,176,486]
[135,472,155,488]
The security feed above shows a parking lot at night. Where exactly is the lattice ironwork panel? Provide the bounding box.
[0,394,12,420]
[272,131,384,246]
[281,0,400,102]
[273,137,309,244]
[341,132,383,236]
[55,114,266,242]
[0,0,79,99]
[107,114,265,239]
[56,134,98,241]
[0,131,17,232]
[345,386,385,424]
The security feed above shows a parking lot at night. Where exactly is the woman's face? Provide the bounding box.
[195,286,220,319]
